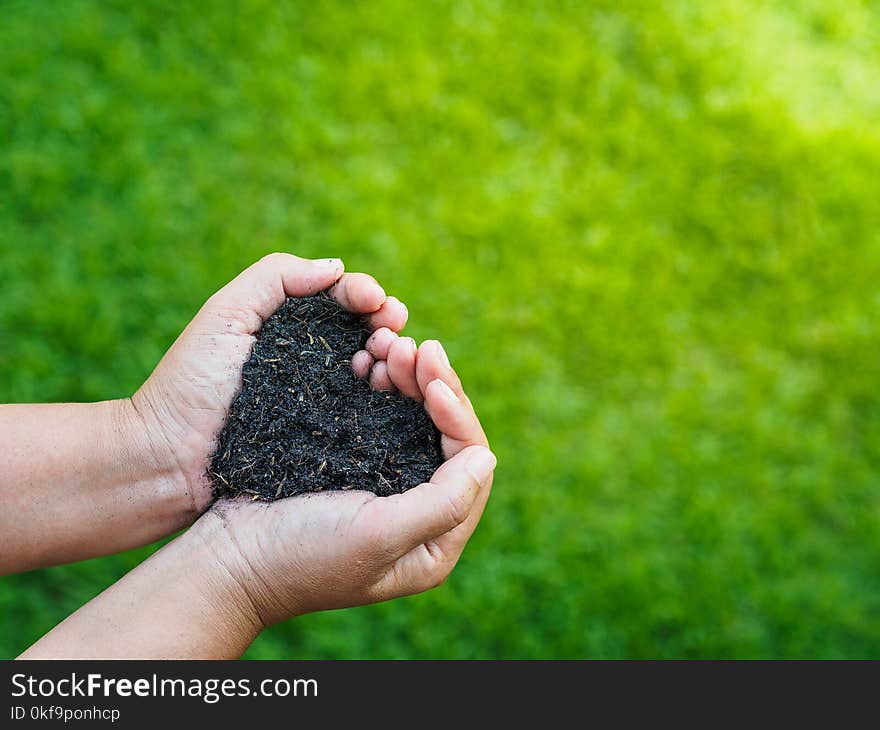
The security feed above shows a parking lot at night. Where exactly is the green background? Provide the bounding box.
[2,0,879,658]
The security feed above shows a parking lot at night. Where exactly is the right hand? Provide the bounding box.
[194,340,495,628]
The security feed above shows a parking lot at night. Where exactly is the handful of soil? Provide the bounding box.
[209,292,443,501]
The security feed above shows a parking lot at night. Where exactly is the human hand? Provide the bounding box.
[15,259,493,658]
[130,253,409,522]
[192,341,495,628]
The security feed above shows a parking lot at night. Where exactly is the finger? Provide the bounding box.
[362,445,496,561]
[328,273,386,314]
[369,360,395,392]
[424,379,487,453]
[417,339,487,458]
[205,253,344,333]
[351,350,375,379]
[365,327,398,361]
[416,340,464,399]
[386,337,420,400]
[367,296,408,332]
[416,452,495,580]
[369,447,496,599]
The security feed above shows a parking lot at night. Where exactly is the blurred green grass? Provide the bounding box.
[2,0,880,658]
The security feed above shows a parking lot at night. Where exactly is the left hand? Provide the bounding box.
[130,252,409,521]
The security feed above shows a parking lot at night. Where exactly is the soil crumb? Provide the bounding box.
[209,292,442,501]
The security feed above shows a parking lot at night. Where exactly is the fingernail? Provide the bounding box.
[436,341,450,369]
[465,448,497,488]
[317,257,343,270]
[434,378,459,403]
[406,337,417,354]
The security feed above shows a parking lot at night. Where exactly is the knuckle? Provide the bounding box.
[388,338,405,360]
[427,560,455,590]
[445,491,471,527]
[259,251,288,266]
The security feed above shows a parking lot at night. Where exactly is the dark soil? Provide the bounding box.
[209,292,443,501]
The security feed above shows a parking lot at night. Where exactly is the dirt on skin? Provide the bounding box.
[209,291,443,501]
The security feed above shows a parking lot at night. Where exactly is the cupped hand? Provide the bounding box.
[131,253,408,519]
[197,341,495,627]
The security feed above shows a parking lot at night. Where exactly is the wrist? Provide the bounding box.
[186,510,271,642]
[111,395,202,527]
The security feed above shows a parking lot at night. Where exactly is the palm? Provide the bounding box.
[155,325,257,474]
[215,490,381,616]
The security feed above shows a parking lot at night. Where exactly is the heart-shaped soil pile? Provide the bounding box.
[209,292,443,501]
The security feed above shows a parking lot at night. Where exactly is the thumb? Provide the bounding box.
[202,253,345,333]
[363,445,497,560]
